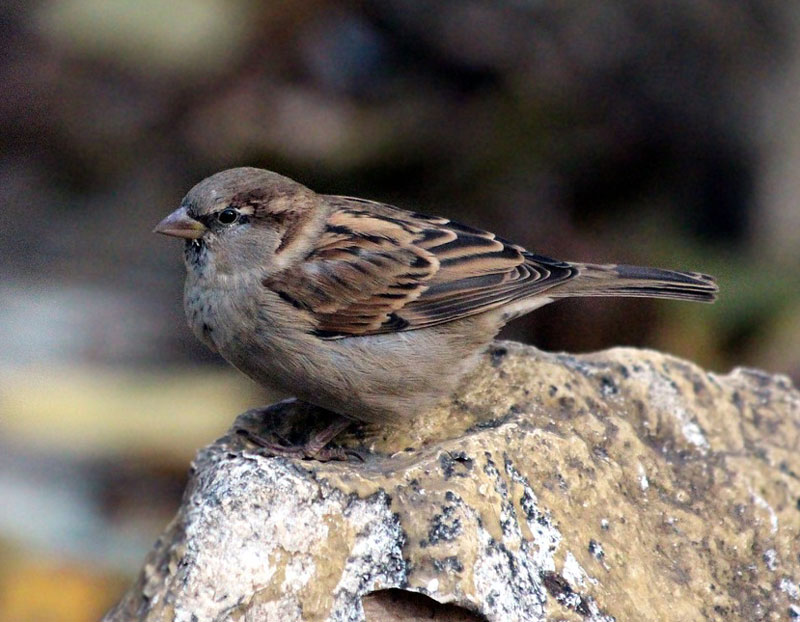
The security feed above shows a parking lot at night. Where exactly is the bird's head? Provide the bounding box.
[154,167,319,275]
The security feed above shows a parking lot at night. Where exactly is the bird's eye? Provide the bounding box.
[216,208,239,225]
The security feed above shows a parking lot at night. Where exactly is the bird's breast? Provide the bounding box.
[183,264,303,358]
[183,275,223,352]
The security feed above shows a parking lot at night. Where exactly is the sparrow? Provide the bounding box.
[155,167,718,459]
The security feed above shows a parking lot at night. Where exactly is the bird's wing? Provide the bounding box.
[264,197,577,338]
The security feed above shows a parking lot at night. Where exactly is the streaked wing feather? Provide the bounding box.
[265,198,576,337]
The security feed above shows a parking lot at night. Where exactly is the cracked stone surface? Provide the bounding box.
[104,342,800,622]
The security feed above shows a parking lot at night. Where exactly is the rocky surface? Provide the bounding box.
[104,342,800,622]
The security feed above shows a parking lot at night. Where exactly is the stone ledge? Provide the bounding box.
[104,342,800,622]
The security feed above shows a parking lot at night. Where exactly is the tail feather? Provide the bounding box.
[553,263,718,303]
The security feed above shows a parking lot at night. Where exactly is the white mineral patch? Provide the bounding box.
[750,488,779,535]
[780,578,800,600]
[637,463,649,491]
[506,460,561,572]
[763,549,778,571]
[637,366,711,452]
[329,493,406,619]
[562,551,597,587]
[282,556,315,592]
[472,524,547,622]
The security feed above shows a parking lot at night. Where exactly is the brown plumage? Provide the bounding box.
[155,167,717,458]
[267,200,715,338]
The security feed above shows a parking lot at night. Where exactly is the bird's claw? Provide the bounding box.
[235,428,360,462]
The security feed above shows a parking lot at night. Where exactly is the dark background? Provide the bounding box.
[2,2,799,618]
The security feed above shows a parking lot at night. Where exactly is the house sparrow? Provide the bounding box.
[155,167,717,459]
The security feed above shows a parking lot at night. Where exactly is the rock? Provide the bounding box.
[104,342,800,622]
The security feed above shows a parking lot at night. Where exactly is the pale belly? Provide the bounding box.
[185,275,500,423]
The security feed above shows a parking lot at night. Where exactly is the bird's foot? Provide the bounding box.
[236,417,361,462]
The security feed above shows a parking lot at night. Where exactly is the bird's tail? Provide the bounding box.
[553,263,718,303]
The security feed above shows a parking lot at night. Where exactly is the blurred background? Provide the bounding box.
[1,1,799,619]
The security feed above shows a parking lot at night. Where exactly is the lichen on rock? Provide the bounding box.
[104,342,800,622]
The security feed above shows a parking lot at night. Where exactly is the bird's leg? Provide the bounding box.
[236,414,357,462]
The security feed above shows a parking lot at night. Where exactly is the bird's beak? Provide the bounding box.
[153,207,206,239]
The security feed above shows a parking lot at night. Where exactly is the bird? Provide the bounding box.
[154,167,718,459]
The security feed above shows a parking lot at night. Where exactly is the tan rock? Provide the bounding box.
[104,342,800,622]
